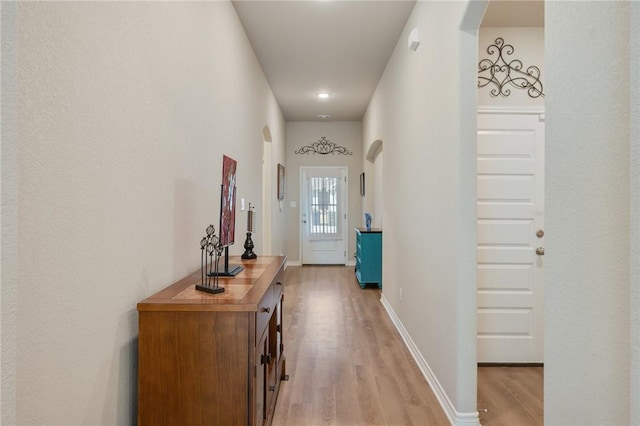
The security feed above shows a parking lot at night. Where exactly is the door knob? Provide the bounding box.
[536,247,545,256]
[536,229,544,238]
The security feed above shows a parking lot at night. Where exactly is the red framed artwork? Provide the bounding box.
[220,155,237,247]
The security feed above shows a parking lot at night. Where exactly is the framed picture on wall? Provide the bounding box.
[277,163,285,200]
[360,172,365,196]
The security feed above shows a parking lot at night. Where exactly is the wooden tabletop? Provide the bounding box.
[137,255,286,312]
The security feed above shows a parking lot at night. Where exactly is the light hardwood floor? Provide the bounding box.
[272,265,543,426]
[477,366,543,426]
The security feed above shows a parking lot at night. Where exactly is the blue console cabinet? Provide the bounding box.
[354,228,382,288]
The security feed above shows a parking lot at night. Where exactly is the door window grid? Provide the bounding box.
[309,177,338,235]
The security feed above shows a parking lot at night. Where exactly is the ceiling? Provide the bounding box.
[232,0,544,122]
[481,1,544,28]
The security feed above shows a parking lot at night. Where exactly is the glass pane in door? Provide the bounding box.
[308,177,338,236]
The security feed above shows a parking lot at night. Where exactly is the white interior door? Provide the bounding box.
[477,110,545,363]
[300,167,347,265]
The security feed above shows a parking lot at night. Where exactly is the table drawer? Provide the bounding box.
[256,284,274,341]
[272,269,284,303]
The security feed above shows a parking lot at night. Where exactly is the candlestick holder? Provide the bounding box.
[242,204,257,259]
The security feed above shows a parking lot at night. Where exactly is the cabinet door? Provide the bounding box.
[266,310,278,415]
[276,294,283,366]
[255,331,268,426]
[360,233,382,282]
[355,230,362,275]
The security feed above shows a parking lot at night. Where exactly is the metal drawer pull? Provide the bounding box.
[260,353,272,365]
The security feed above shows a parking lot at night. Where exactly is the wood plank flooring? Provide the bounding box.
[272,265,543,426]
[478,366,543,426]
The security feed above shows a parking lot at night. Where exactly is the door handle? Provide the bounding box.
[536,247,545,256]
[302,220,307,223]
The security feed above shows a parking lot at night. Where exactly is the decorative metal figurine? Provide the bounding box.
[295,136,353,155]
[478,37,545,98]
[195,224,225,294]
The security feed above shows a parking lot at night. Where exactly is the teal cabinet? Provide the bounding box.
[354,228,382,289]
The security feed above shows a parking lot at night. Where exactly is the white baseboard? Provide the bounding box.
[285,260,301,269]
[284,260,355,268]
[379,294,480,426]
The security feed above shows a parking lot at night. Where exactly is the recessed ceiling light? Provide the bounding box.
[318,92,329,99]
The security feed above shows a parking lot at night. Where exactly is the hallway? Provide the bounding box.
[272,265,448,425]
[272,266,543,426]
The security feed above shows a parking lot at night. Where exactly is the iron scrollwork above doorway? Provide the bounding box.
[478,37,545,99]
[294,136,353,155]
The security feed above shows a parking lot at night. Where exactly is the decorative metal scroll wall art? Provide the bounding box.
[294,137,353,155]
[478,37,545,98]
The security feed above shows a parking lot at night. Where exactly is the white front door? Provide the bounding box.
[300,167,347,265]
[477,110,545,363]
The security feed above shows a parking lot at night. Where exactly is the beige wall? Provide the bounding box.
[362,140,383,229]
[372,151,384,229]
[363,1,479,422]
[285,121,363,265]
[546,2,637,424]
[632,3,640,423]
[1,2,285,424]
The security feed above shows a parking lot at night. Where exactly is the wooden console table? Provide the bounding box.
[137,256,287,426]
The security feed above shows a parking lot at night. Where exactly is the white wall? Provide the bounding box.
[1,2,285,424]
[285,121,362,265]
[1,3,17,423]
[546,2,635,424]
[362,140,383,230]
[363,1,478,423]
[478,27,544,108]
[373,152,384,229]
[631,3,640,423]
